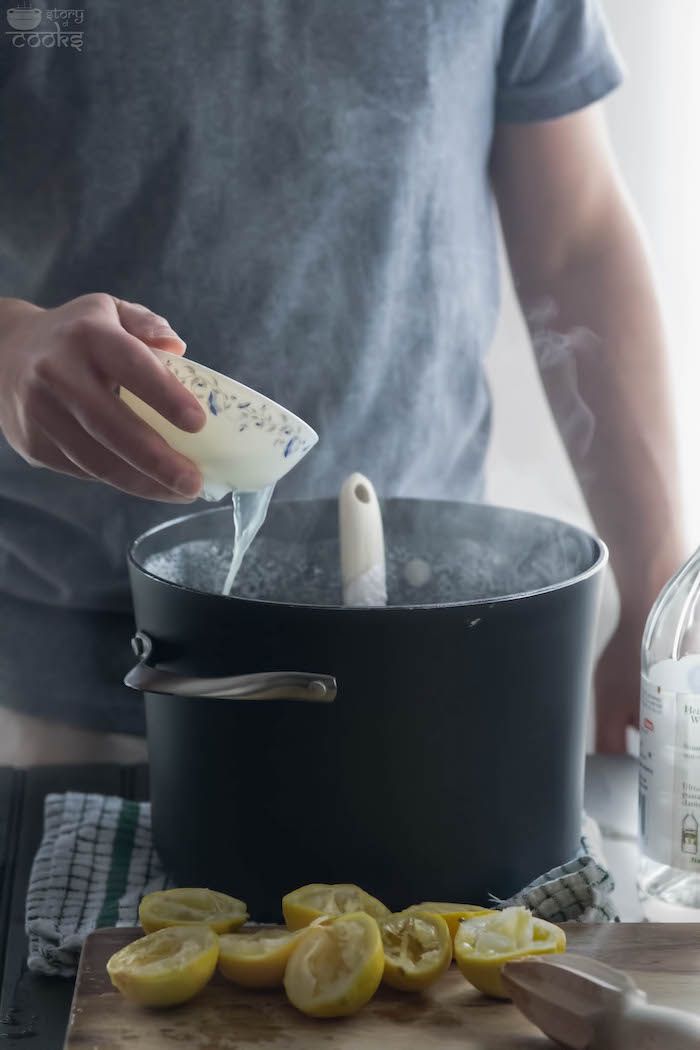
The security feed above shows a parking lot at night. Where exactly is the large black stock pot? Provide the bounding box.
[126,498,606,920]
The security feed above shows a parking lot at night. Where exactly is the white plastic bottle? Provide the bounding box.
[638,547,700,919]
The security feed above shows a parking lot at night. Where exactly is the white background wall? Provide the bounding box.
[484,1,700,748]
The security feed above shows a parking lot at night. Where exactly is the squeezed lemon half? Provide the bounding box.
[454,906,566,999]
[218,927,301,988]
[282,883,390,930]
[139,888,248,935]
[379,910,452,991]
[106,925,219,1007]
[284,911,384,1017]
[407,902,494,941]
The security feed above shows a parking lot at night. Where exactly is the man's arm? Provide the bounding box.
[490,105,686,754]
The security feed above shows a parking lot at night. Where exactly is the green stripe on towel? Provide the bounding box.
[95,799,140,928]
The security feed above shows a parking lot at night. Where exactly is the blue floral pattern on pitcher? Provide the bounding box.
[164,358,314,459]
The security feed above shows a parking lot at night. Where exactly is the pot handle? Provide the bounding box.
[124,632,337,703]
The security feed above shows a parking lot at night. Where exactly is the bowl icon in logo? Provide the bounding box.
[6,8,43,30]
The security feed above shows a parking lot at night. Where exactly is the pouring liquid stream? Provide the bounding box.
[222,484,275,596]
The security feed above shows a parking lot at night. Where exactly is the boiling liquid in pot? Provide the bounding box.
[144,508,594,607]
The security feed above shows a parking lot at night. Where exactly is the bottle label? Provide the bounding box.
[640,675,700,868]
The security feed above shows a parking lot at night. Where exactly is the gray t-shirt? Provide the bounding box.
[0,0,622,733]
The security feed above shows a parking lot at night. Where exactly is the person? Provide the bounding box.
[0,1,684,762]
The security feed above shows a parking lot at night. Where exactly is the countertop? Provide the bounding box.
[0,755,641,1048]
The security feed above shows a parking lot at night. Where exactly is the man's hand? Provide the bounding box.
[491,107,686,753]
[0,292,207,501]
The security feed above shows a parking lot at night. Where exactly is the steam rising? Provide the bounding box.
[527,299,600,478]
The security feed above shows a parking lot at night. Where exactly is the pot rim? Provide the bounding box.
[128,499,609,612]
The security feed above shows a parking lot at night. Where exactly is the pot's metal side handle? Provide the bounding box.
[124,632,337,703]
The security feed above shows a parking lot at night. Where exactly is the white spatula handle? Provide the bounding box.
[608,1000,700,1049]
[339,472,387,606]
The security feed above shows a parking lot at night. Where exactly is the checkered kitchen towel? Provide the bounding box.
[26,793,618,977]
[26,793,172,977]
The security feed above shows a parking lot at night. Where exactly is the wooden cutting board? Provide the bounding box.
[63,923,700,1049]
